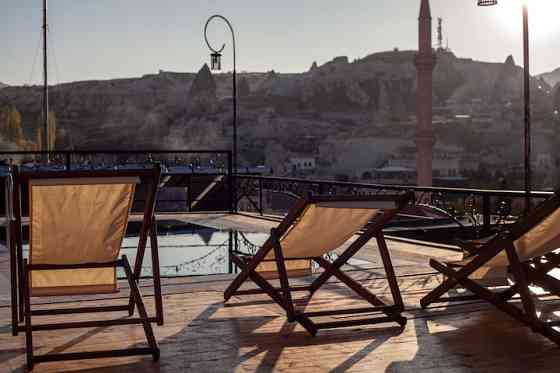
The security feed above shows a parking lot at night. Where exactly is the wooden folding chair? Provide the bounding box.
[8,165,164,369]
[224,192,413,336]
[420,190,560,345]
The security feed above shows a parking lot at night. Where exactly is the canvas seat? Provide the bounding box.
[420,191,560,345]
[8,165,164,369]
[224,192,413,336]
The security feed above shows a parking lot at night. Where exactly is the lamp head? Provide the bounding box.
[210,52,222,71]
[477,0,498,6]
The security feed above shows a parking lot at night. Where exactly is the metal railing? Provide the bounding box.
[235,174,554,240]
[0,150,234,213]
[1,150,556,243]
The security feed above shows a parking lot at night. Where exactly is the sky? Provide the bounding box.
[1,0,560,85]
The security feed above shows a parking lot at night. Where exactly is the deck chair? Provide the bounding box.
[8,165,164,369]
[420,190,560,345]
[224,192,413,336]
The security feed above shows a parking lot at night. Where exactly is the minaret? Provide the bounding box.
[415,0,436,187]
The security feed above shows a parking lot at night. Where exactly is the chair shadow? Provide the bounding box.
[0,322,26,368]
[232,286,405,372]
[3,266,411,372]
[17,292,406,373]
[385,310,560,373]
[0,315,151,372]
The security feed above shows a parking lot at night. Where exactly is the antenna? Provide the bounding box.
[437,17,443,51]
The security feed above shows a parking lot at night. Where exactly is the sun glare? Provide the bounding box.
[498,0,560,39]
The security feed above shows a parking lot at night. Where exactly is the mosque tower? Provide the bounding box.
[415,0,437,186]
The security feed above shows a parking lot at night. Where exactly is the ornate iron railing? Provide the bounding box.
[235,175,553,240]
[0,150,234,213]
[1,150,555,242]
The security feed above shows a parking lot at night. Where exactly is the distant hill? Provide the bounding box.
[539,68,560,87]
[0,49,556,176]
[0,82,7,89]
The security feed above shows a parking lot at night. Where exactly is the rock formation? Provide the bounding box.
[0,49,555,181]
[539,67,560,87]
[188,64,217,114]
[238,77,251,98]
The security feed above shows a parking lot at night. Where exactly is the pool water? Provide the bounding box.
[120,228,269,277]
[22,222,269,278]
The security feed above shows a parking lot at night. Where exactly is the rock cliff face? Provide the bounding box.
[540,67,560,87]
[0,50,555,174]
[188,64,217,115]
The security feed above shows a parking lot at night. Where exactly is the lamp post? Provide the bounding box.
[204,15,238,212]
[478,0,531,212]
[42,0,50,161]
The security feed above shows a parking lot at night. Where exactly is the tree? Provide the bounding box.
[36,126,43,151]
[0,105,24,144]
[48,111,57,150]
[36,111,57,151]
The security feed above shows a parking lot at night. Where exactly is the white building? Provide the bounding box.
[386,158,461,178]
[287,157,316,173]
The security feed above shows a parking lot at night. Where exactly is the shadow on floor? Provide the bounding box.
[385,310,560,373]
[8,294,408,372]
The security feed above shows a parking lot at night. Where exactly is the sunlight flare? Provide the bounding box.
[498,0,560,38]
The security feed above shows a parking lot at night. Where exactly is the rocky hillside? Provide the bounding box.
[0,49,557,177]
[539,68,560,87]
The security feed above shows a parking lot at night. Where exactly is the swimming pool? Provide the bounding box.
[21,222,269,278]
[120,225,268,277]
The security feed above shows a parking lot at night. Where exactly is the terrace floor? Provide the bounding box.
[1,213,559,372]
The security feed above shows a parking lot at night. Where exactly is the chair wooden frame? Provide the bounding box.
[420,191,560,345]
[224,192,413,336]
[8,165,164,369]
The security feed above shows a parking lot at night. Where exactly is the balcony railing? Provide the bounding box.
[0,150,555,245]
[235,174,554,243]
[0,150,234,213]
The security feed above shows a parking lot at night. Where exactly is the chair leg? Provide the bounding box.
[376,232,404,311]
[272,231,296,322]
[224,241,275,301]
[23,259,34,370]
[17,242,24,322]
[309,235,370,295]
[128,222,150,316]
[314,257,406,327]
[505,244,539,325]
[149,221,164,326]
[432,260,560,345]
[229,254,318,335]
[122,256,160,361]
[429,260,532,325]
[420,240,506,309]
[8,222,18,336]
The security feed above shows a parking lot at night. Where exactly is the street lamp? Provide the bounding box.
[478,0,532,212]
[210,52,222,71]
[204,15,238,212]
[477,0,498,6]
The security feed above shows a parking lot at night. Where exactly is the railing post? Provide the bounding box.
[258,178,263,216]
[482,193,491,236]
[227,152,234,213]
[228,230,233,274]
[234,230,239,273]
[65,153,71,171]
[186,175,192,213]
